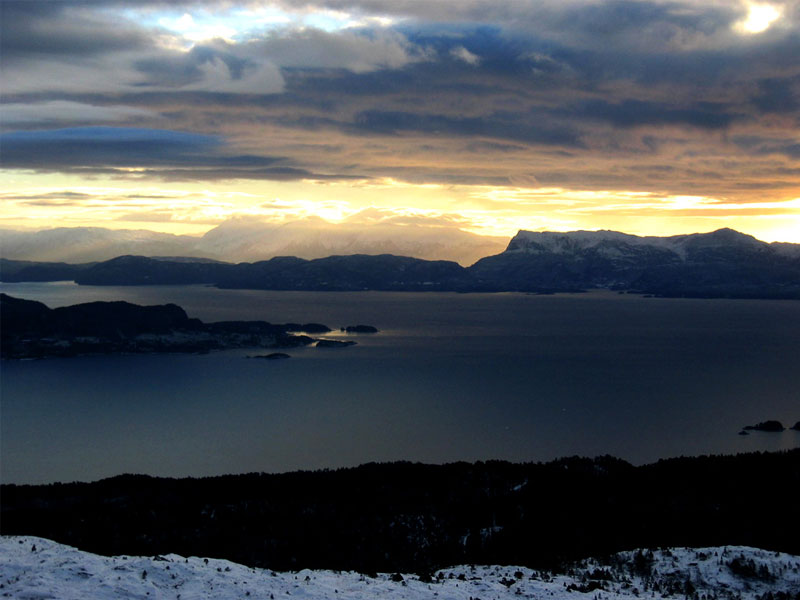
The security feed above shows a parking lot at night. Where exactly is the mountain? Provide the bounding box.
[0,218,508,266]
[0,257,95,282]
[71,253,472,290]
[469,228,800,297]
[4,228,799,298]
[2,536,798,600]
[198,217,508,265]
[0,226,197,263]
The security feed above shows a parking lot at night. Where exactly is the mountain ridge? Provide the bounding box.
[2,228,799,298]
[0,218,507,266]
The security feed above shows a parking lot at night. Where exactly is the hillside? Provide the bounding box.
[2,537,798,600]
[3,453,798,573]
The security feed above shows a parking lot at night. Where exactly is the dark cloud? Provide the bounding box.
[555,100,742,130]
[0,1,149,62]
[752,77,800,113]
[348,110,583,147]
[2,191,94,201]
[734,136,800,159]
[0,127,362,181]
[1,127,225,168]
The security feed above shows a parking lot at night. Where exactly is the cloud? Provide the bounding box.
[0,1,149,62]
[349,110,583,147]
[0,127,224,167]
[554,99,743,130]
[734,135,800,159]
[1,101,160,125]
[0,127,362,181]
[343,207,474,228]
[247,28,427,73]
[450,46,480,65]
[0,0,797,205]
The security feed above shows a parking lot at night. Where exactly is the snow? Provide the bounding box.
[505,228,775,261]
[507,230,691,257]
[2,537,798,600]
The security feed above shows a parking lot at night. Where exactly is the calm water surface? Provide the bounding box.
[2,282,798,484]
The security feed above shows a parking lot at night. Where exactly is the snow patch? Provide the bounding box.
[2,536,798,600]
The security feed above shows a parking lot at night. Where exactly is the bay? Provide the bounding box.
[1,282,798,484]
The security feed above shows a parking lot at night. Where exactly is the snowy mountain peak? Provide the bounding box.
[505,228,770,260]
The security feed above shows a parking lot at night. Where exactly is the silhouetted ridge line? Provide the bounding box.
[2,451,798,572]
[2,228,799,298]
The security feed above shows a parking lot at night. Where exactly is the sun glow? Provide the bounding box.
[736,2,783,34]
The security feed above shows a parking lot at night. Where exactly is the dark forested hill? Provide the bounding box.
[2,451,798,573]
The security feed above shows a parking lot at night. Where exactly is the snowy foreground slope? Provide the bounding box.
[2,537,799,600]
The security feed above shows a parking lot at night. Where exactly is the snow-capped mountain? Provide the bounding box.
[197,217,508,266]
[470,228,800,295]
[0,218,507,266]
[504,228,775,260]
[0,227,197,264]
[2,537,798,600]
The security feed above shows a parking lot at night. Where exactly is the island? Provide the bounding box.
[742,420,786,432]
[343,325,379,333]
[0,293,333,359]
[316,339,357,348]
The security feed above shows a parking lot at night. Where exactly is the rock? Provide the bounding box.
[742,420,785,432]
[316,339,357,348]
[791,421,800,431]
[248,353,290,360]
[738,430,750,436]
[344,325,379,333]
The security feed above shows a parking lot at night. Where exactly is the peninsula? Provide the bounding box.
[0,293,328,359]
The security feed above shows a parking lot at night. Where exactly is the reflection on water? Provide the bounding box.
[1,283,799,484]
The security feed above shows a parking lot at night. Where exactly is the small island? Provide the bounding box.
[316,339,357,348]
[342,325,379,333]
[0,293,333,359]
[247,353,291,360]
[742,420,786,433]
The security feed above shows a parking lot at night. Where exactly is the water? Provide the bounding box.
[2,282,799,484]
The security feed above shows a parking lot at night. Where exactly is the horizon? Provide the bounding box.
[4,220,796,268]
[1,219,795,243]
[1,1,799,243]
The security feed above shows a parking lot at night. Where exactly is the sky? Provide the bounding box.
[1,0,799,242]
